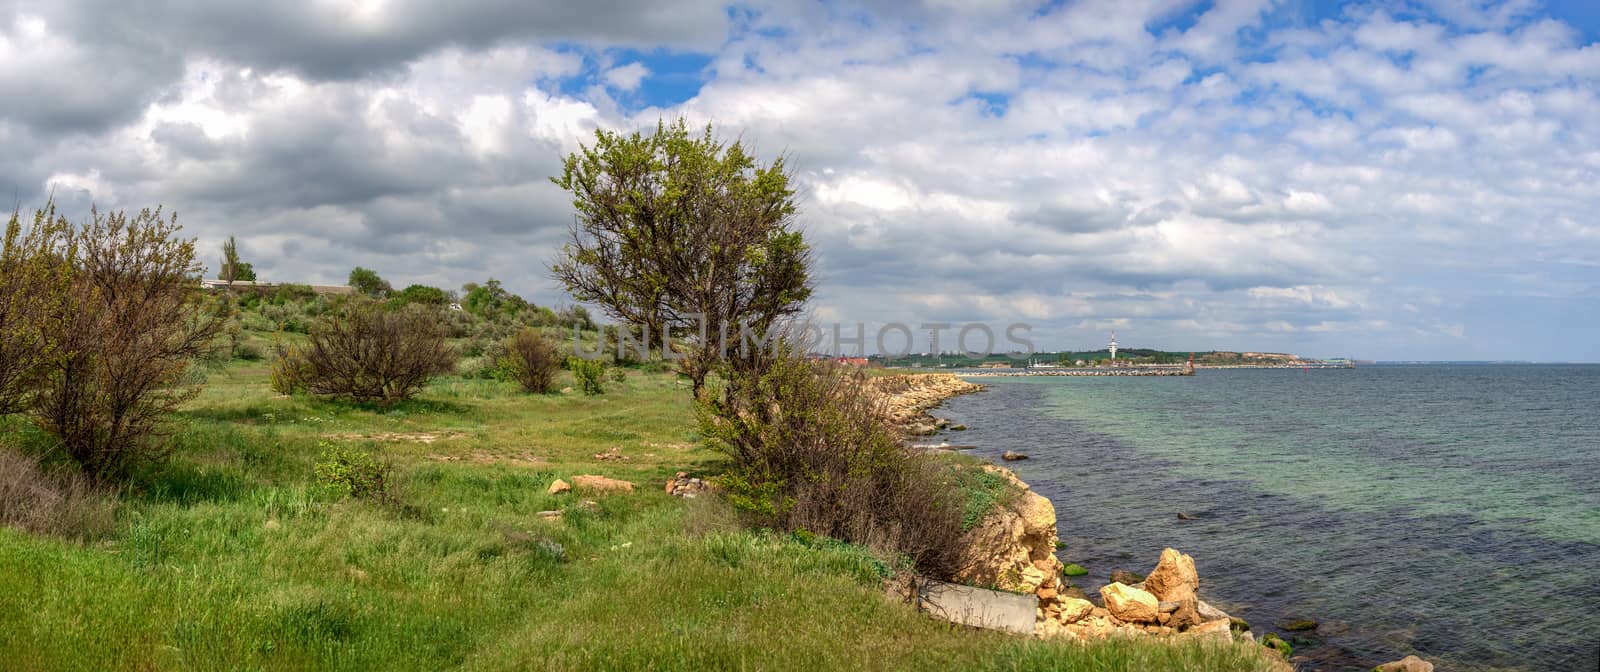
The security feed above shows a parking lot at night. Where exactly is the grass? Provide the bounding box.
[0,358,1282,671]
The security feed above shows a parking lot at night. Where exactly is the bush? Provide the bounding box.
[0,448,116,539]
[697,351,967,577]
[233,342,265,361]
[313,443,394,502]
[499,328,561,393]
[298,301,455,404]
[268,343,311,395]
[29,207,225,480]
[568,357,607,395]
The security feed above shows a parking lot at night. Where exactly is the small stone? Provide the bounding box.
[1062,563,1088,576]
[1280,618,1318,631]
[1110,569,1145,585]
[1062,585,1089,601]
[1177,511,1197,520]
[1002,450,1028,461]
[548,479,571,494]
[560,386,574,394]
[1261,633,1293,658]
[1059,597,1094,623]
[1157,612,1171,624]
[1037,586,1059,600]
[1168,599,1202,630]
[1196,599,1229,622]
[951,424,967,431]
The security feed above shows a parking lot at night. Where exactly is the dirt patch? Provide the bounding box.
[324,431,465,444]
[425,450,545,467]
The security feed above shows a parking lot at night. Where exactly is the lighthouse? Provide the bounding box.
[1109,332,1118,363]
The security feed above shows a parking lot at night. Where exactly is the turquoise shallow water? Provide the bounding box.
[935,364,1600,671]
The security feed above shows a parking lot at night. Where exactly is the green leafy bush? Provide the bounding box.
[568,356,606,395]
[313,443,393,502]
[499,328,561,393]
[697,350,966,577]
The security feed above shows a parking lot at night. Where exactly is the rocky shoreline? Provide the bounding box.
[875,373,1440,672]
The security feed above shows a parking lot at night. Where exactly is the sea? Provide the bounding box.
[934,364,1600,671]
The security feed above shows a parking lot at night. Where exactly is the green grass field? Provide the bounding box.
[0,361,1281,671]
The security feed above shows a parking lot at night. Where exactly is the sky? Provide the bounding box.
[2,1,1597,361]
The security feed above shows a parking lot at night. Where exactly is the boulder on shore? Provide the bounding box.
[1143,547,1199,602]
[1375,655,1435,672]
[547,479,571,494]
[1057,597,1095,624]
[1100,582,1160,623]
[1002,450,1028,461]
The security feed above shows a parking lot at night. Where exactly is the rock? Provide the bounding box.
[572,474,634,493]
[1167,599,1203,630]
[951,424,967,431]
[1229,616,1251,633]
[536,510,562,519]
[547,479,571,494]
[1019,566,1048,592]
[1061,585,1089,601]
[1261,633,1293,658]
[1002,450,1028,461]
[1280,618,1318,631]
[560,386,574,394]
[950,467,1062,593]
[1196,599,1229,622]
[665,473,710,498]
[1187,618,1233,642]
[1143,548,1199,602]
[1374,655,1435,672]
[1177,511,1197,520]
[1110,569,1145,585]
[1036,585,1058,600]
[1057,597,1094,624]
[1100,582,1160,623]
[1157,601,1182,613]
[1062,563,1088,576]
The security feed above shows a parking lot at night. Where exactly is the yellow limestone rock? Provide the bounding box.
[1100,582,1160,623]
[1143,547,1199,602]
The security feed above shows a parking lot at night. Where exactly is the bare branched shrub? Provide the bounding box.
[697,350,967,577]
[299,302,455,404]
[499,328,561,393]
[29,207,225,481]
[0,448,117,540]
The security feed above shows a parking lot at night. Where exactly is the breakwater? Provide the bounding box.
[963,367,1193,377]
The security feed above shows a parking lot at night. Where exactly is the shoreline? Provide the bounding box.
[876,373,1295,669]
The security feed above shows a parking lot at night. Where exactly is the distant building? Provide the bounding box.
[199,279,355,296]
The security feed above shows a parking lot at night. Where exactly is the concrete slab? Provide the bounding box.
[915,578,1037,635]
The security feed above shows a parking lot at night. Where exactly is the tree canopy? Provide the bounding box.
[551,118,813,395]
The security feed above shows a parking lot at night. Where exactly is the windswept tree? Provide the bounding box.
[220,235,254,284]
[551,119,813,395]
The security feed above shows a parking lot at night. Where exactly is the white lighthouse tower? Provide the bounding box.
[1109,332,1118,363]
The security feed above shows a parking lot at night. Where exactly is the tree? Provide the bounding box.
[461,278,527,318]
[220,235,255,283]
[30,207,226,480]
[396,284,450,306]
[0,204,71,416]
[551,118,813,396]
[348,267,391,298]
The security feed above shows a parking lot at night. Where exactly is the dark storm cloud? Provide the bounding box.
[26,0,729,81]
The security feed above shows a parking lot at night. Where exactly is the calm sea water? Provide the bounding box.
[935,365,1600,671]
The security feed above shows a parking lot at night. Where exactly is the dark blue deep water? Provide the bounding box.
[935,365,1600,671]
